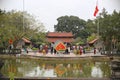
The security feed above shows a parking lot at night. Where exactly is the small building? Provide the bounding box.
[16,38,31,48]
[46,32,74,43]
[88,38,103,49]
[88,38,98,46]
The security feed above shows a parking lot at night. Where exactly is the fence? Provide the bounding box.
[101,50,120,56]
[0,48,21,54]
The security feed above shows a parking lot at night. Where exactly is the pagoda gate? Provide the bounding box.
[46,32,74,43]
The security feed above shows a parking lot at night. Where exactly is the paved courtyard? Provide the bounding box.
[21,50,106,58]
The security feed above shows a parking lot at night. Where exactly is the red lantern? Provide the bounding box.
[9,39,13,44]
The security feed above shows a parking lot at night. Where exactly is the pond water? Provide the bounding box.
[0,58,111,78]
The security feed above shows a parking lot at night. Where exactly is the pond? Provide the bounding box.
[0,58,111,78]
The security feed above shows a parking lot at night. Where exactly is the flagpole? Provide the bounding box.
[97,0,99,38]
[94,0,99,38]
[23,0,24,32]
[97,16,100,38]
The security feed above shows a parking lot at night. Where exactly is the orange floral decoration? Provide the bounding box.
[55,65,66,76]
[55,42,66,51]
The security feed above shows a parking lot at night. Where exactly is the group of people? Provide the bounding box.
[37,43,72,54]
[38,44,86,55]
[72,45,86,55]
[22,42,99,55]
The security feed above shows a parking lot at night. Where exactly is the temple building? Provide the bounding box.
[46,32,74,43]
[16,38,31,48]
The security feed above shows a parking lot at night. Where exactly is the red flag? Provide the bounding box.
[94,5,99,16]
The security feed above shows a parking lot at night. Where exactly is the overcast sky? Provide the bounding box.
[0,0,120,32]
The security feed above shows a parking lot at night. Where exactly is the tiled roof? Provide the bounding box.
[88,38,98,44]
[47,32,73,37]
[22,38,31,43]
[47,38,74,43]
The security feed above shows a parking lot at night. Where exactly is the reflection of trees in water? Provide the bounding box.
[91,61,111,78]
[1,59,39,77]
[1,59,21,77]
[1,59,111,78]
[91,62,103,78]
[54,63,91,78]
[55,64,66,77]
[99,62,111,77]
[16,59,39,77]
[83,63,92,77]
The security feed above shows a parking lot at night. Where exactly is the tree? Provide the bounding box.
[73,37,84,45]
[0,9,45,48]
[54,15,88,39]
[98,9,120,52]
[85,8,120,53]
[85,19,97,35]
[87,33,97,42]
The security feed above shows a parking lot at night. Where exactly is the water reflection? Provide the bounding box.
[91,62,103,78]
[0,59,111,78]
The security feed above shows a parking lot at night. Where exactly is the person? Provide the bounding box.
[9,44,13,49]
[54,49,56,54]
[83,47,85,54]
[44,45,48,54]
[51,43,54,54]
[79,46,83,55]
[80,48,82,55]
[51,47,54,54]
[76,45,80,54]
[68,46,71,54]
[94,47,96,54]
[22,45,28,54]
[99,47,102,54]
[39,45,43,53]
[42,49,46,55]
[65,47,68,54]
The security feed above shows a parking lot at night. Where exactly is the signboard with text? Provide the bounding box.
[54,40,66,53]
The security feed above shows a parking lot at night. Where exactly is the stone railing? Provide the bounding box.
[0,48,21,54]
[101,50,120,56]
[110,60,120,79]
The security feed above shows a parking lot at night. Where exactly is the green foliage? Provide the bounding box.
[32,47,39,50]
[87,33,97,42]
[86,8,120,52]
[54,11,120,51]
[0,9,45,48]
[98,9,120,51]
[9,72,15,80]
[30,32,47,44]
[1,8,120,52]
[73,37,84,45]
[54,15,88,39]
[85,19,97,35]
